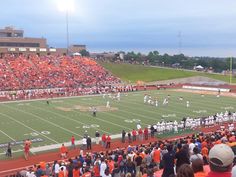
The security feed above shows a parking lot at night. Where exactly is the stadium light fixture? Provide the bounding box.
[57,0,75,13]
[57,0,75,55]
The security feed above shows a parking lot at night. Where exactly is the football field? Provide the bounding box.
[0,89,236,159]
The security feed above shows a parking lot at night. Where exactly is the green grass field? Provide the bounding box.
[0,89,236,159]
[100,62,236,83]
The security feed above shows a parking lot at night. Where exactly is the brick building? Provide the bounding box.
[0,26,86,56]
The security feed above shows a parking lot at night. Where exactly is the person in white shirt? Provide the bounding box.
[100,158,107,177]
[26,167,36,177]
[189,140,196,155]
[82,137,87,150]
[190,147,203,163]
[54,161,60,176]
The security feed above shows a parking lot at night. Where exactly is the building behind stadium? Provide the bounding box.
[0,26,86,57]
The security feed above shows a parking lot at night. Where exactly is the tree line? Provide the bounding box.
[115,51,236,73]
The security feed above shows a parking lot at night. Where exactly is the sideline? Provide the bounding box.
[0,134,122,155]
[30,133,121,153]
[0,94,103,104]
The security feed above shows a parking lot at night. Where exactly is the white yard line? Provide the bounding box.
[3,104,81,137]
[0,112,59,144]
[0,130,16,141]
[0,128,36,155]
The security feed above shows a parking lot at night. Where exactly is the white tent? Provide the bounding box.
[72,52,81,56]
[195,65,204,69]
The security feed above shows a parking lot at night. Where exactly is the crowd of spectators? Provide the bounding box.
[0,54,120,91]
[14,127,236,177]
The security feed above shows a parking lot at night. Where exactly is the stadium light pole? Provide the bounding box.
[230,57,233,84]
[66,8,69,55]
[57,0,74,55]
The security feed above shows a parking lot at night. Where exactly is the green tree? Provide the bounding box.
[79,49,90,57]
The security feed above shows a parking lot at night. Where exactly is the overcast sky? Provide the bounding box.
[0,0,236,57]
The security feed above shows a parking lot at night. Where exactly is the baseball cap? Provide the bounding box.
[209,144,234,167]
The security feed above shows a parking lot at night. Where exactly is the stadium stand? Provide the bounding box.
[0,54,120,91]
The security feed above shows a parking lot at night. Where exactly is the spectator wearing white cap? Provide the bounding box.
[206,144,234,177]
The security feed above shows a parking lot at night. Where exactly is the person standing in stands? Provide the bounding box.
[82,167,92,177]
[161,144,175,177]
[206,144,234,177]
[175,144,190,173]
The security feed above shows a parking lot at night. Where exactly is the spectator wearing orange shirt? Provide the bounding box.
[107,157,115,173]
[106,135,111,149]
[151,146,161,170]
[192,159,207,177]
[93,162,100,177]
[73,166,80,177]
[82,167,92,177]
[60,144,68,159]
[201,146,209,165]
[58,166,68,177]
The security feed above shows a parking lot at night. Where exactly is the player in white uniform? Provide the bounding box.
[186,101,190,108]
[106,100,110,108]
[137,123,141,130]
[102,92,106,99]
[174,124,178,133]
[163,98,168,106]
[117,92,121,101]
[144,94,148,103]
[155,99,158,107]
